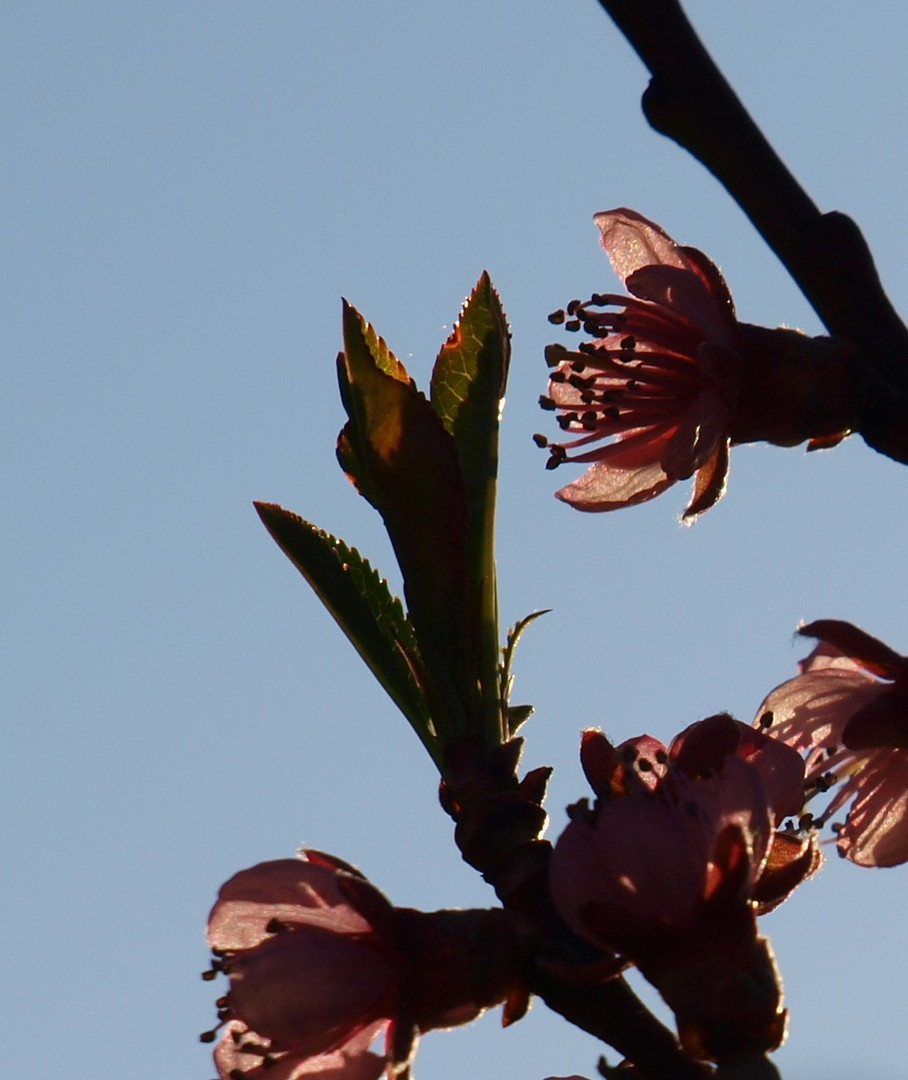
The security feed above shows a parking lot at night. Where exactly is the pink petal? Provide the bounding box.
[682,438,729,520]
[226,926,395,1049]
[593,209,694,281]
[208,859,374,951]
[756,668,887,754]
[671,714,804,820]
[626,264,737,348]
[836,752,908,866]
[214,1020,388,1080]
[593,209,736,345]
[551,783,713,941]
[660,388,729,480]
[555,458,673,511]
[798,620,905,679]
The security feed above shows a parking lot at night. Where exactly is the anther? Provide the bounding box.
[759,711,774,729]
[566,299,582,316]
[548,309,566,325]
[620,335,636,351]
[532,433,548,448]
[200,1030,218,1044]
[568,373,594,390]
[546,445,568,470]
[564,319,581,332]
[538,395,556,411]
[265,918,287,934]
[581,412,597,430]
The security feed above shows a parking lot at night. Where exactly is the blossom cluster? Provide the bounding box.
[202,209,906,1080]
[202,618,908,1076]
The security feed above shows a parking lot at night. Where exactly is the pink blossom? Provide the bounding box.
[552,728,772,953]
[755,619,908,867]
[204,852,401,1080]
[537,210,854,519]
[549,721,807,1063]
[538,209,742,519]
[203,851,531,1080]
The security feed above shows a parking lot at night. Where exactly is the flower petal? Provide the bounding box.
[555,457,673,511]
[208,859,375,951]
[593,209,736,345]
[682,438,729,520]
[756,668,887,754]
[660,388,729,480]
[226,926,396,1049]
[798,619,905,679]
[836,752,908,866]
[593,208,694,281]
[214,1020,388,1080]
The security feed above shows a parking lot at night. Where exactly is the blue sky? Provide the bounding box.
[6,3,908,1078]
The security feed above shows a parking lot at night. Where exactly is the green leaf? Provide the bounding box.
[499,609,550,737]
[254,501,441,766]
[335,301,479,740]
[430,273,511,744]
